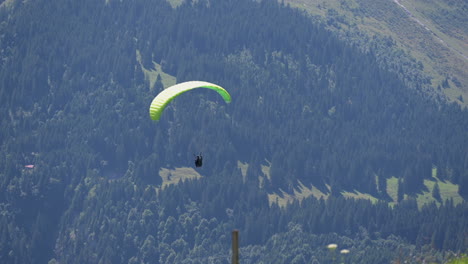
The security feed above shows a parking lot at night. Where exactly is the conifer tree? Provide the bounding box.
[432,182,441,202]
[397,178,404,203]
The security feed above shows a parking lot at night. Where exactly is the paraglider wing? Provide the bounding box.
[149,81,231,121]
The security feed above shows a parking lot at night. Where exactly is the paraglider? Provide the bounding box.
[149,81,231,121]
[149,81,231,168]
[194,153,203,168]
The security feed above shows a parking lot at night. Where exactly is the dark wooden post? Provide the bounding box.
[232,230,239,264]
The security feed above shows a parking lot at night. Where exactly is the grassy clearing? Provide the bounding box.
[159,167,202,189]
[447,255,468,264]
[444,86,468,106]
[238,161,272,188]
[296,181,329,201]
[268,181,329,207]
[167,0,184,8]
[268,174,463,209]
[268,190,295,208]
[387,176,399,204]
[261,161,271,181]
[87,185,97,200]
[418,177,463,206]
[386,175,463,209]
[342,190,378,204]
[136,50,176,90]
[237,161,249,183]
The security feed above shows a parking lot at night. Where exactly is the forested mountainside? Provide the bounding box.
[0,0,467,263]
[285,0,468,105]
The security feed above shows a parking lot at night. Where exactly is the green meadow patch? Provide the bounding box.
[167,0,184,8]
[268,181,330,207]
[417,178,463,206]
[155,161,463,209]
[266,170,463,208]
[237,161,249,183]
[159,167,202,189]
[136,50,176,90]
[342,190,378,204]
[386,175,463,209]
[447,255,468,264]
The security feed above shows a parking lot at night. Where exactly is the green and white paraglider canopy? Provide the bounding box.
[149,81,231,121]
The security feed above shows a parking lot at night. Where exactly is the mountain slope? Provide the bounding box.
[285,0,467,105]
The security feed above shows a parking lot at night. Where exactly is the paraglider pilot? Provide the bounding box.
[195,154,203,168]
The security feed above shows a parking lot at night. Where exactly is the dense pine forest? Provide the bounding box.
[0,0,467,263]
